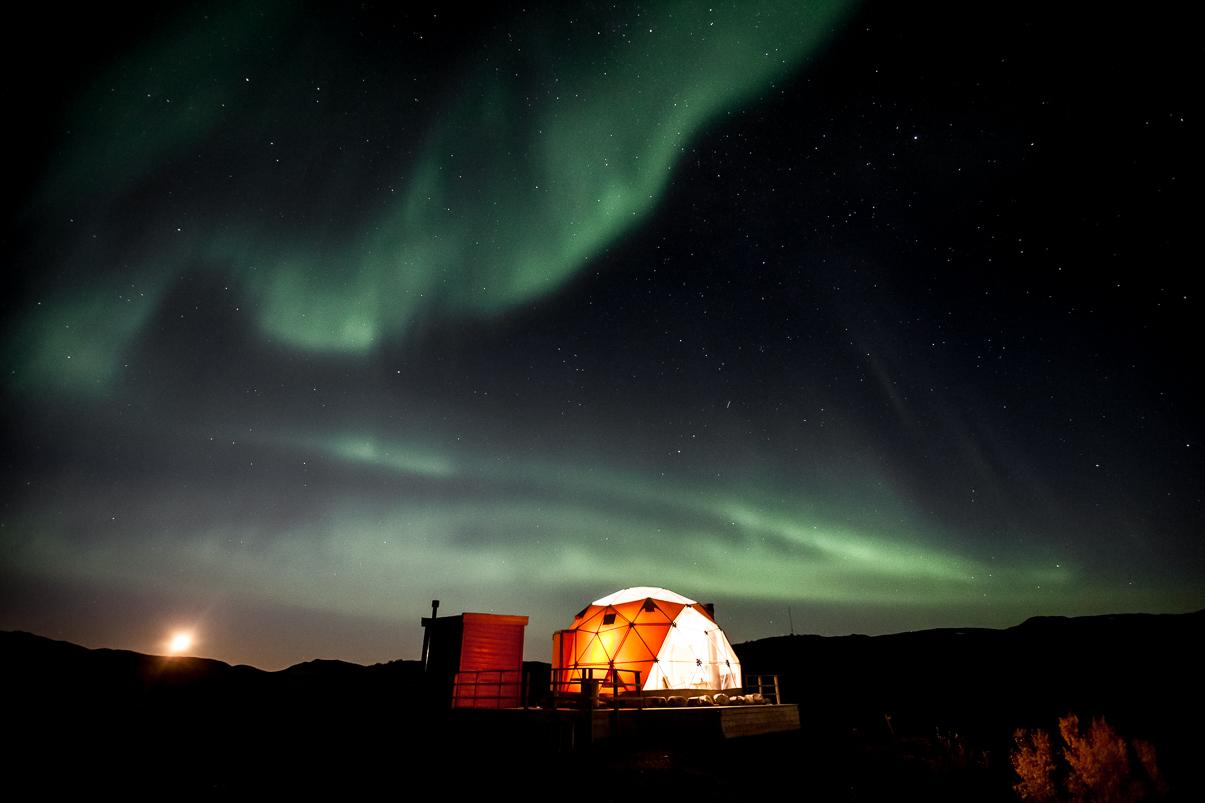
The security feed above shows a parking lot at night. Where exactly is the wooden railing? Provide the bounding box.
[743,673,782,704]
[550,667,645,709]
[452,668,525,709]
[451,667,784,709]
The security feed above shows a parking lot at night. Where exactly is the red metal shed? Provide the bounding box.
[422,611,528,708]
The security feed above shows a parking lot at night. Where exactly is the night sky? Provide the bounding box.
[2,1,1200,669]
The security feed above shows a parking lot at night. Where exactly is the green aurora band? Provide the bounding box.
[7,425,1191,656]
[11,0,857,392]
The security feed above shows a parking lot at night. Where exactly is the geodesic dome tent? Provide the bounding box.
[552,587,742,696]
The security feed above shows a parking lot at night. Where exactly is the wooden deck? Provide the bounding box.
[446,704,800,749]
[584,704,800,742]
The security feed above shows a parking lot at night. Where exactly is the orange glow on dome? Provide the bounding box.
[553,587,741,696]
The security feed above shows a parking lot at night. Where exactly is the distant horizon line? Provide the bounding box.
[6,607,1202,673]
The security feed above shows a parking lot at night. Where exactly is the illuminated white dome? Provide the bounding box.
[555,586,741,694]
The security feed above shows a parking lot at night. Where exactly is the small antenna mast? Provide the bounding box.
[787,605,795,636]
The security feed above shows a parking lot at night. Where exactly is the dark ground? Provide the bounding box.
[3,610,1201,799]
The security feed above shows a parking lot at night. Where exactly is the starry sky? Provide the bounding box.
[2,1,1200,669]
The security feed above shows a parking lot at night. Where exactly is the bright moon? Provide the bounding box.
[167,632,193,655]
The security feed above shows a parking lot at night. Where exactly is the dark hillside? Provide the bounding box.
[4,611,1201,799]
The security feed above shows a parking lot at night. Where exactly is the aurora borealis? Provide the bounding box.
[2,1,1200,669]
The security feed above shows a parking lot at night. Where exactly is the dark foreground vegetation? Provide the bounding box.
[3,610,1201,800]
